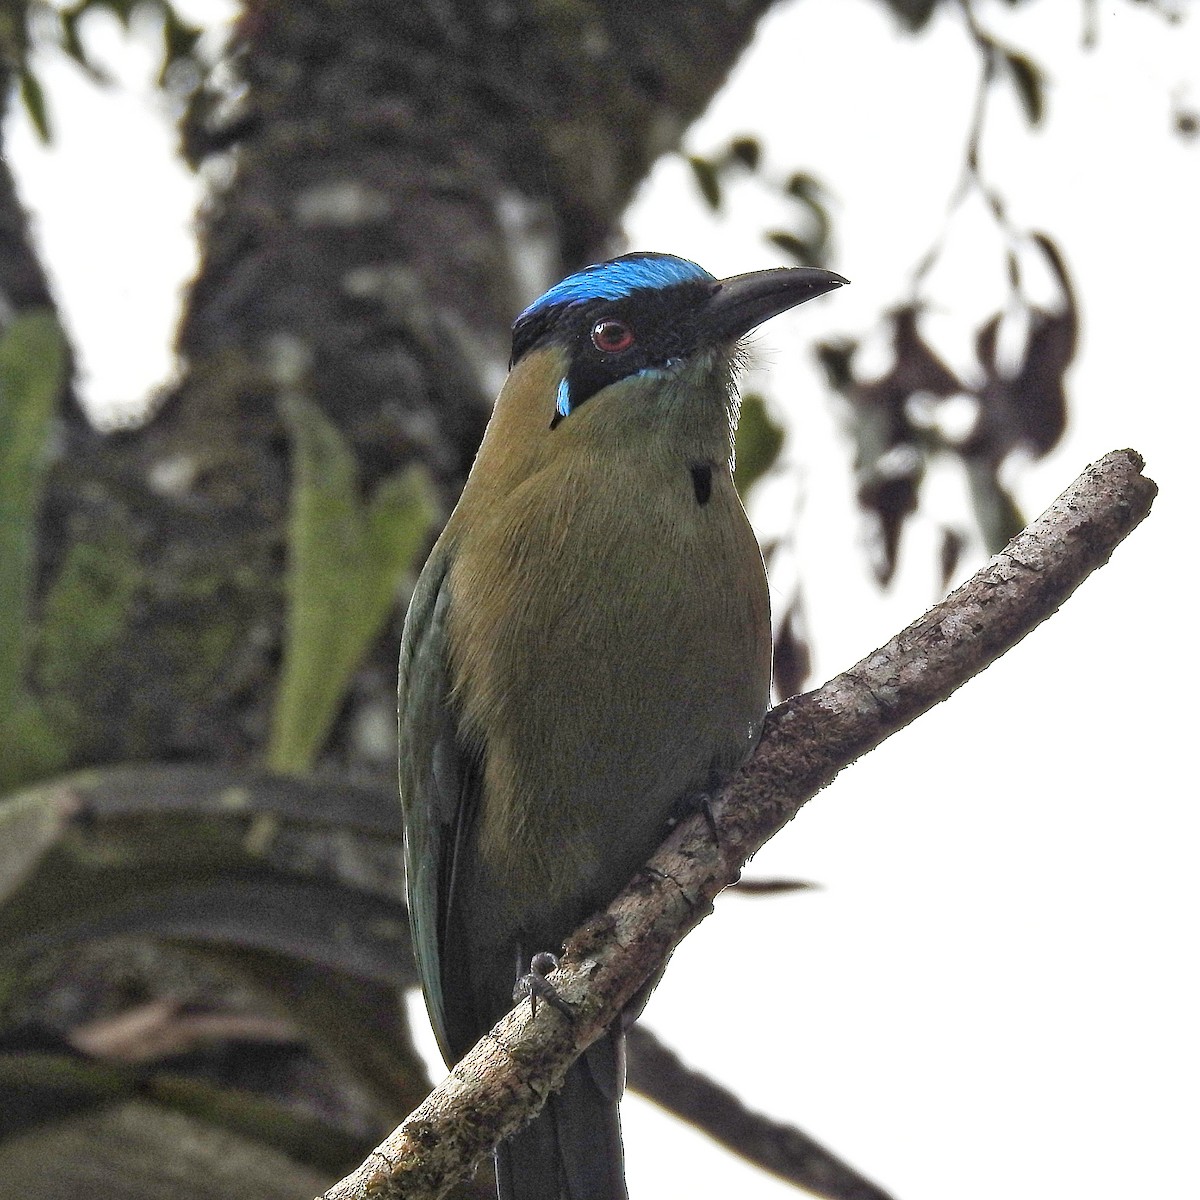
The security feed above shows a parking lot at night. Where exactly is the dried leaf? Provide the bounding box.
[975,313,1001,375]
[889,306,963,398]
[772,601,811,700]
[1009,235,1077,456]
[815,339,858,394]
[938,527,965,593]
[837,309,956,586]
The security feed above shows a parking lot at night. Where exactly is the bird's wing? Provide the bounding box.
[398,544,481,1062]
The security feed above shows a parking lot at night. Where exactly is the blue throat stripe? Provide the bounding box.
[556,377,572,417]
[520,254,714,321]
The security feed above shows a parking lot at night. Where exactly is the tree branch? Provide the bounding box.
[625,1026,894,1200]
[322,448,1156,1200]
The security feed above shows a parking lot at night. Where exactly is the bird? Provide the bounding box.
[398,251,846,1199]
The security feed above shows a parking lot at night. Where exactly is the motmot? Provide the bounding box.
[398,252,846,1199]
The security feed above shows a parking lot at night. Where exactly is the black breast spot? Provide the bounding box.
[690,463,713,506]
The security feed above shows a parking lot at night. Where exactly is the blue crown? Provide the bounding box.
[519,253,714,322]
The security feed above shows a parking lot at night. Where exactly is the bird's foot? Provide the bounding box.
[514,951,573,1021]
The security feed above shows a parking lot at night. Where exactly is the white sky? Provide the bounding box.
[6,1,1199,1198]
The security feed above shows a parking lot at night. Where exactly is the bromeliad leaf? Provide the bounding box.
[269,394,436,774]
[0,312,69,790]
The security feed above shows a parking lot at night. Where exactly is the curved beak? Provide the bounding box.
[704,266,848,342]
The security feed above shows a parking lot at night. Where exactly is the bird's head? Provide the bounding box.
[465,253,845,494]
[510,252,845,435]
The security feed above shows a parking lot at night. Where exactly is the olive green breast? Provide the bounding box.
[443,350,770,942]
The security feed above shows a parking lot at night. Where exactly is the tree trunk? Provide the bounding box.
[31,0,781,781]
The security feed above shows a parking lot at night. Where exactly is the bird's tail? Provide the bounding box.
[495,1030,627,1200]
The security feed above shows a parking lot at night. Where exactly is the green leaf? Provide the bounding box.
[67,0,140,30]
[159,6,203,86]
[0,700,68,798]
[784,171,821,202]
[161,7,202,65]
[145,1074,375,1173]
[727,136,761,171]
[882,0,938,33]
[0,312,69,789]
[53,1,202,87]
[765,230,818,266]
[59,11,92,70]
[733,393,785,498]
[268,394,437,774]
[965,460,1027,554]
[777,175,831,266]
[18,70,52,142]
[11,878,413,982]
[1002,49,1045,127]
[1006,249,1022,289]
[815,338,858,394]
[686,155,722,211]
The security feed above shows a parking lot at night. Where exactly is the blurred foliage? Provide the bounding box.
[733,392,786,498]
[0,1096,333,1199]
[7,0,204,140]
[687,136,835,268]
[771,599,812,703]
[959,0,1048,130]
[269,395,437,775]
[0,767,429,1173]
[682,1,1082,591]
[805,0,1080,588]
[818,231,1076,586]
[0,313,69,791]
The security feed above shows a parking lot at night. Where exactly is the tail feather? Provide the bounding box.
[495,1032,627,1200]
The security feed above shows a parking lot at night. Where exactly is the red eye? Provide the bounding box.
[591,319,635,353]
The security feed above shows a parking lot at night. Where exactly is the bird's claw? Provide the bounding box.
[514,951,573,1021]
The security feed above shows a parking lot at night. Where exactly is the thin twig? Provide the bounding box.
[322,449,1156,1200]
[626,1026,894,1200]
